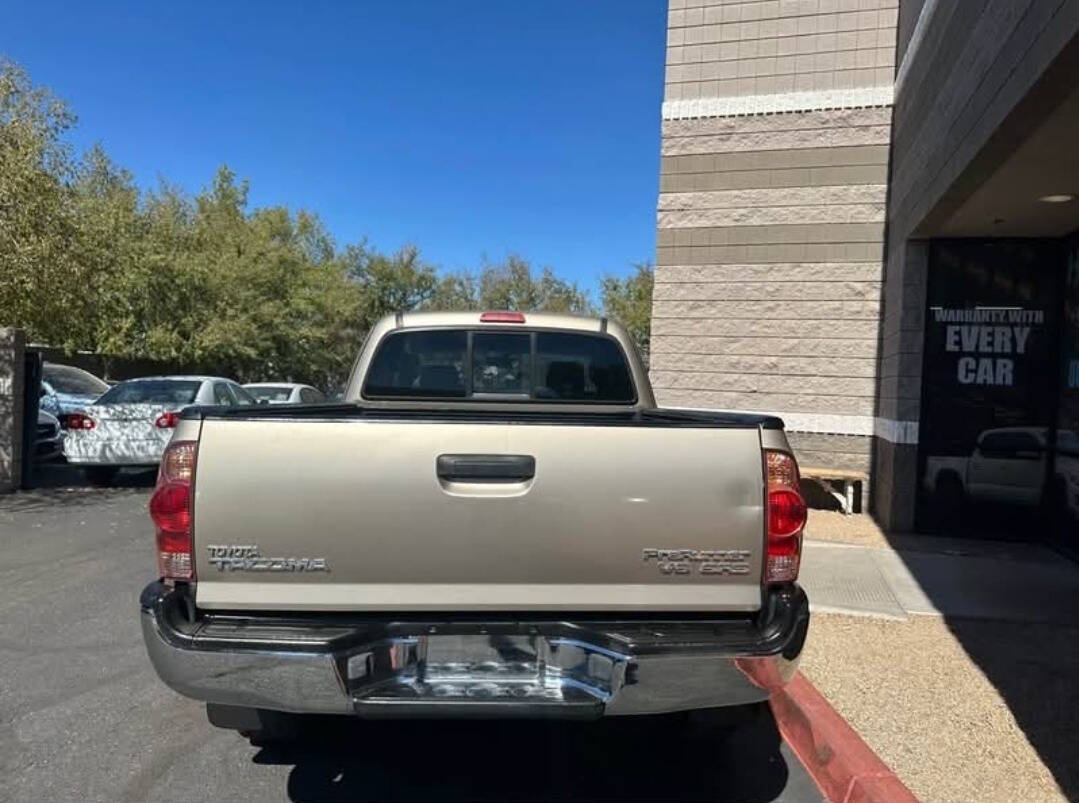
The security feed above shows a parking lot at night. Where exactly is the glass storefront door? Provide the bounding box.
[1049,237,1079,551]
[916,240,1063,536]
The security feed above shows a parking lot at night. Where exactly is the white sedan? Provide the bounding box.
[63,376,256,485]
[243,382,327,404]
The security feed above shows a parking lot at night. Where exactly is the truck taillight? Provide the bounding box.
[149,440,197,581]
[765,450,806,584]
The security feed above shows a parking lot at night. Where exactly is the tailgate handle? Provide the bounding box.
[436,454,536,482]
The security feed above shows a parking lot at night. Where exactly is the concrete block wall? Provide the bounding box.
[0,329,25,492]
[653,0,898,477]
[871,0,1079,530]
[889,0,1079,239]
[873,239,925,529]
[665,0,898,105]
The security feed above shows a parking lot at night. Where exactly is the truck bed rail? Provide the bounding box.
[180,403,784,430]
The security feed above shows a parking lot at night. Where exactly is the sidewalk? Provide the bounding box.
[800,534,1079,623]
[797,525,1079,802]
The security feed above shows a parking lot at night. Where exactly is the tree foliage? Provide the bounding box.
[0,59,653,388]
[601,262,654,358]
[427,255,593,315]
[0,60,82,350]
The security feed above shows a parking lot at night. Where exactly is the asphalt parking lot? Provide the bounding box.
[0,466,823,803]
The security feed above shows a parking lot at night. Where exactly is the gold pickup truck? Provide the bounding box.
[139,311,809,739]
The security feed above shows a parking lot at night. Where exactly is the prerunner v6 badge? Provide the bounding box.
[642,548,752,576]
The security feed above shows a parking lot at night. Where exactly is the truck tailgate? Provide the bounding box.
[192,418,766,612]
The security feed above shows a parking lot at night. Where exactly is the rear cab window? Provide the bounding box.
[363,328,635,403]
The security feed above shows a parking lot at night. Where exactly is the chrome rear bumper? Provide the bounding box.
[140,582,808,719]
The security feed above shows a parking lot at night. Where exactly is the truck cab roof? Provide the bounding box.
[346,311,651,410]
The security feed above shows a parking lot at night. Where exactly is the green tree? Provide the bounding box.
[71,144,143,353]
[477,255,593,314]
[0,59,84,349]
[427,272,479,311]
[427,256,593,314]
[91,165,366,386]
[343,243,439,324]
[601,262,653,359]
[0,57,647,392]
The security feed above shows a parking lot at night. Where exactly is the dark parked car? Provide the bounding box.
[40,363,110,417]
[35,410,64,463]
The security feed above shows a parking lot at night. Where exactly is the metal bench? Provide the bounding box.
[799,467,867,515]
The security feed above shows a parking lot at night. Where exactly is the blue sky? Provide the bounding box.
[6,1,666,293]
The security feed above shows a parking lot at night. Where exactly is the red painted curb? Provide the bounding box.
[769,672,920,803]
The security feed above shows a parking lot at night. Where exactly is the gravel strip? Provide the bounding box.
[800,613,1076,803]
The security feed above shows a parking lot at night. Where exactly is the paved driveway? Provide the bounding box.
[1,471,821,802]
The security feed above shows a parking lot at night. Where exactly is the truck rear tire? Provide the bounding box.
[206,704,301,746]
[682,701,766,735]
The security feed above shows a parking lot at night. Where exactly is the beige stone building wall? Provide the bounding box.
[652,0,898,476]
[664,0,897,106]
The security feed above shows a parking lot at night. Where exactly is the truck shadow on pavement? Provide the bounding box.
[252,705,798,802]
